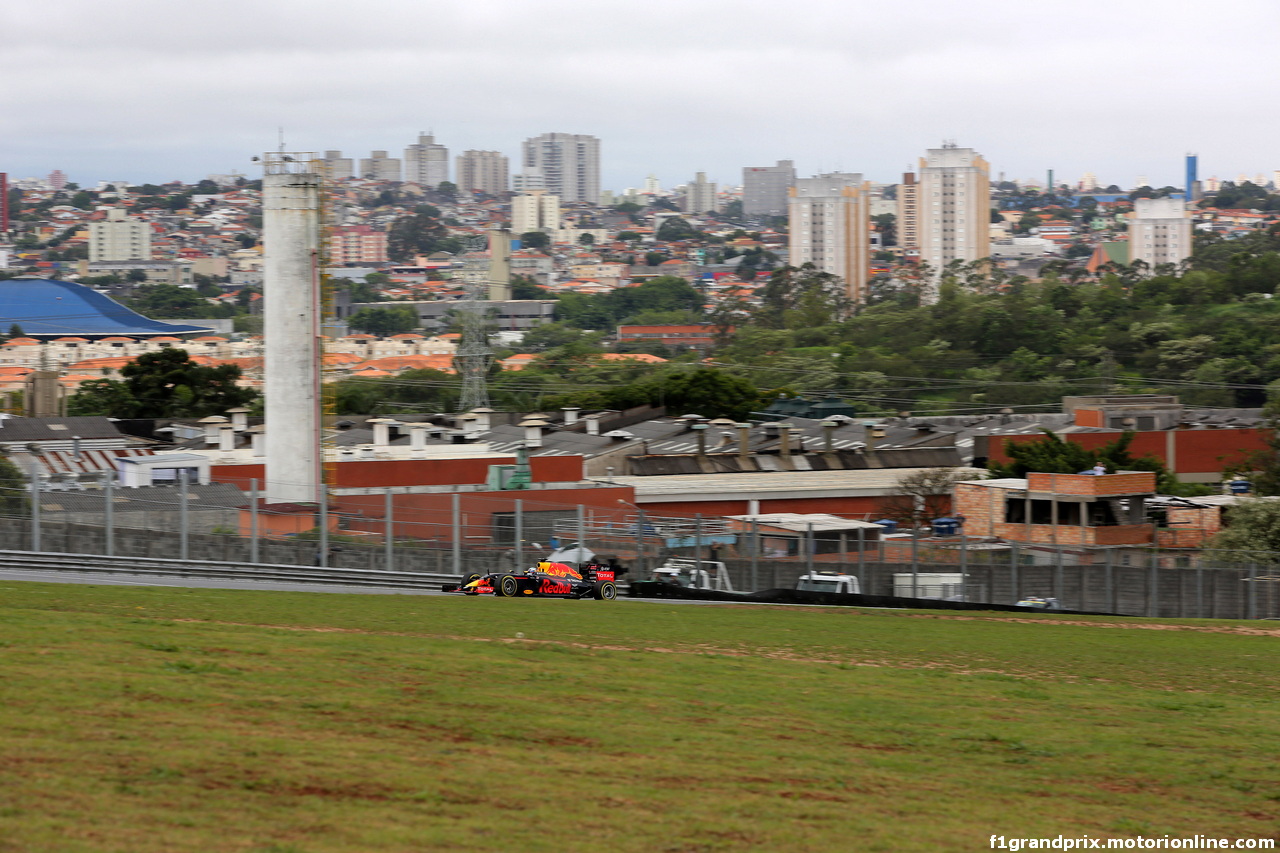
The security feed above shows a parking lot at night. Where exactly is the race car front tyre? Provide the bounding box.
[462,573,483,595]
[593,581,617,601]
[498,574,520,597]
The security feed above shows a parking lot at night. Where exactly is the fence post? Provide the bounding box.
[103,474,114,558]
[249,479,260,564]
[385,488,394,572]
[576,504,586,565]
[1248,563,1257,620]
[1147,551,1158,618]
[1104,548,1114,614]
[857,526,865,581]
[179,469,189,562]
[514,498,523,573]
[805,521,814,577]
[910,525,919,598]
[637,507,648,577]
[694,513,703,573]
[31,475,40,552]
[1010,543,1019,605]
[451,493,461,575]
[1054,546,1064,608]
[960,531,968,602]
[1196,564,1204,619]
[318,485,329,568]
[748,518,759,592]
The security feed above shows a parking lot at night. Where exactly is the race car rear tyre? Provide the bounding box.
[498,574,520,597]
[462,573,483,595]
[593,581,617,601]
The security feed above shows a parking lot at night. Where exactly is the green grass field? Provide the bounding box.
[1,582,1278,852]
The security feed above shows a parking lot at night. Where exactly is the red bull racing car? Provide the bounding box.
[442,560,618,600]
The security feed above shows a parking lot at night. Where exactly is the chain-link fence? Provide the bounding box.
[2,480,1278,618]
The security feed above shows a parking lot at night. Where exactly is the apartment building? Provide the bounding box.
[88,209,152,262]
[684,172,718,214]
[359,151,402,182]
[787,173,872,301]
[330,225,388,265]
[912,144,991,277]
[1127,198,1191,267]
[742,160,795,216]
[456,150,509,195]
[511,190,561,235]
[521,133,600,204]
[404,133,449,187]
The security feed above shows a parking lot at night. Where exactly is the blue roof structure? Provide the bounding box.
[0,278,214,338]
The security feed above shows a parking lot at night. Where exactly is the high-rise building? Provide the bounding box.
[913,143,991,274]
[89,208,151,262]
[48,170,67,192]
[322,150,354,181]
[1184,155,1199,203]
[1128,198,1191,268]
[896,172,920,252]
[511,190,561,235]
[359,151,401,182]
[684,172,718,213]
[329,225,388,265]
[787,172,871,301]
[404,133,449,187]
[521,133,600,204]
[456,150,509,195]
[743,160,795,216]
[512,168,546,193]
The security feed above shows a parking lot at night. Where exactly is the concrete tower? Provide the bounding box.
[262,153,323,504]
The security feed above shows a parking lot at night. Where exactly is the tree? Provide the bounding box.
[561,367,763,420]
[876,468,984,527]
[0,455,30,517]
[1206,499,1280,557]
[758,264,852,329]
[578,233,595,246]
[872,213,897,246]
[655,217,701,242]
[510,275,545,300]
[347,306,419,337]
[387,206,459,261]
[125,284,208,318]
[988,430,1207,496]
[520,231,551,250]
[69,349,256,419]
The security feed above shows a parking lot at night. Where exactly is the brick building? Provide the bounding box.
[954,472,1157,547]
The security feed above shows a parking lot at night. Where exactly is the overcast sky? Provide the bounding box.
[4,0,1278,192]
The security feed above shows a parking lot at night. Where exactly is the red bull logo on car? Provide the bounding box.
[538,561,581,579]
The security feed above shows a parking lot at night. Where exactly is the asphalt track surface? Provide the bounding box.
[0,569,719,604]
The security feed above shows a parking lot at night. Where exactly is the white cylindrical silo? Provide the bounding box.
[262,157,322,504]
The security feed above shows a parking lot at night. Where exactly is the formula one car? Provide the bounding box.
[442,560,618,600]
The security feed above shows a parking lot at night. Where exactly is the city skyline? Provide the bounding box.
[4,0,1279,192]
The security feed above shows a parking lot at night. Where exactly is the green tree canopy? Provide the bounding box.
[387,207,460,261]
[0,455,30,517]
[68,348,257,419]
[123,284,210,319]
[347,306,419,337]
[655,217,702,242]
[1206,498,1280,556]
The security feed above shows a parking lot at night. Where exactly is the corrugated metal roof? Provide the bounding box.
[0,279,214,337]
[602,467,986,498]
